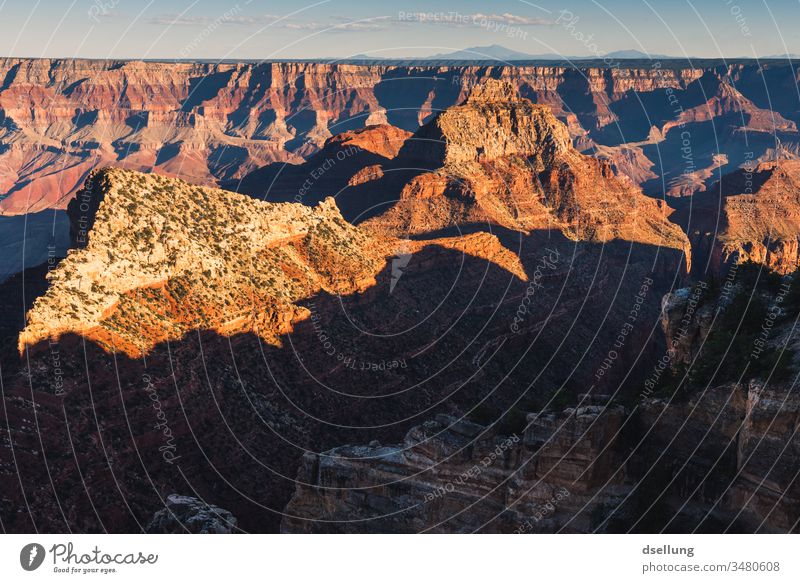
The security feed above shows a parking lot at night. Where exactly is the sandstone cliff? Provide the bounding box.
[2,59,798,214]
[364,80,690,262]
[676,160,800,275]
[18,167,528,357]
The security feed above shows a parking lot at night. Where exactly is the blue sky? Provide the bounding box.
[1,0,798,59]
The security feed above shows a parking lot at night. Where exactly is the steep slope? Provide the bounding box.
[18,169,391,356]
[364,80,689,259]
[18,168,528,357]
[676,160,800,274]
[0,211,69,282]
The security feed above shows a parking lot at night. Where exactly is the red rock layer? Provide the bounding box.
[1,59,798,213]
[676,160,800,274]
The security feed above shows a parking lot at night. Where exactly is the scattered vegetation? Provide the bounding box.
[682,262,797,394]
[21,168,389,356]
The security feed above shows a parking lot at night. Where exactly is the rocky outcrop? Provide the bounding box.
[1,59,798,215]
[18,166,531,357]
[400,78,572,167]
[639,379,800,532]
[146,494,238,534]
[676,160,800,275]
[365,80,690,263]
[323,124,411,160]
[18,168,393,356]
[282,403,630,533]
[659,281,713,368]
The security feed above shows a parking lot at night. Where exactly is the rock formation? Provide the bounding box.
[363,80,689,259]
[1,59,798,216]
[282,404,630,533]
[18,167,530,357]
[676,160,800,275]
[146,494,238,534]
[18,168,391,356]
[1,121,684,533]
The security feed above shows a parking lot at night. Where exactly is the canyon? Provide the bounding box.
[1,64,799,534]
[1,58,797,283]
[1,58,798,217]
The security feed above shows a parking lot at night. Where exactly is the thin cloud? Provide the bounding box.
[473,13,553,26]
[395,12,554,27]
[145,12,551,33]
[284,17,390,32]
[146,14,280,27]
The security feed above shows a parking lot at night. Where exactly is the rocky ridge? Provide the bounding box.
[18,167,528,356]
[365,80,690,261]
[677,160,800,275]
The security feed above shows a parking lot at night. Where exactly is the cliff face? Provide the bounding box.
[18,168,392,356]
[364,80,688,259]
[638,379,800,533]
[281,375,800,533]
[676,160,800,275]
[1,59,798,214]
[282,404,630,533]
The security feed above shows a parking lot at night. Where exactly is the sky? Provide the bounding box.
[0,0,798,60]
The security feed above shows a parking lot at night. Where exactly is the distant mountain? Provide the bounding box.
[601,49,671,59]
[425,44,559,61]
[421,45,675,61]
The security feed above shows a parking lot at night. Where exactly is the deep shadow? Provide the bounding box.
[180,71,235,112]
[0,230,687,533]
[227,134,431,223]
[374,70,469,130]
